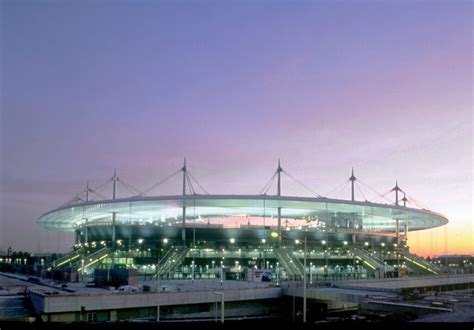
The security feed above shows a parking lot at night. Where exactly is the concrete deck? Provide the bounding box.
[30,280,282,315]
[333,274,474,292]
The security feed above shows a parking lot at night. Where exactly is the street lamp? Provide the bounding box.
[213,291,225,323]
[303,235,307,323]
[220,260,224,284]
[279,231,309,323]
[261,238,266,270]
[276,262,280,285]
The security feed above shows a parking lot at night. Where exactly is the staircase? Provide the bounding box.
[48,248,84,270]
[74,247,111,272]
[354,248,392,275]
[157,246,188,278]
[403,252,440,275]
[273,247,304,279]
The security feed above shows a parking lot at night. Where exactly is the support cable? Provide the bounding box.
[88,188,109,201]
[62,195,82,207]
[322,179,349,198]
[405,195,430,210]
[187,171,210,194]
[355,181,367,201]
[333,181,350,199]
[185,172,196,195]
[92,178,113,194]
[281,170,321,198]
[259,172,278,195]
[119,179,144,197]
[357,180,394,204]
[116,181,136,196]
[141,169,182,196]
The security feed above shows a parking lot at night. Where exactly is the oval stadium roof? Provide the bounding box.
[37,195,448,233]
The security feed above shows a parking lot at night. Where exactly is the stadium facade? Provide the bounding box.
[37,161,448,282]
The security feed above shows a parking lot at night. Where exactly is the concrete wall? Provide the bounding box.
[30,287,282,322]
[360,301,452,315]
[336,274,474,291]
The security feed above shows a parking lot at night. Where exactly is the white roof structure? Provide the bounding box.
[37,194,448,233]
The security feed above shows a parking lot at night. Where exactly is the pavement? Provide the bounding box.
[412,289,474,323]
[0,274,35,321]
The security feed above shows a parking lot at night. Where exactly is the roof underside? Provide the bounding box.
[37,195,448,232]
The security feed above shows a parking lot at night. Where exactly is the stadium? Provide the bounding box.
[37,161,448,283]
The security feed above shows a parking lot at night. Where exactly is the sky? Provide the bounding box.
[1,0,472,257]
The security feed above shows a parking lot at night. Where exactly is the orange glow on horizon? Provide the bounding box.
[407,222,474,258]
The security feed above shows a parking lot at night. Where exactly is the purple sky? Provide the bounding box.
[1,0,472,255]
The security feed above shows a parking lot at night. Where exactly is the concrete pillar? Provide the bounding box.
[396,219,400,245]
[84,219,88,244]
[156,305,160,322]
[112,212,116,248]
[182,206,186,243]
[277,207,282,245]
[110,310,117,321]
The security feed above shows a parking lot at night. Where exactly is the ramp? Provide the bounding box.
[74,247,110,272]
[403,252,440,275]
[354,248,392,276]
[48,248,84,270]
[273,247,304,279]
[157,246,188,278]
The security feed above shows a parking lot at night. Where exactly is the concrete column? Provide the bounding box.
[352,232,356,268]
[84,219,88,244]
[277,207,282,245]
[221,296,225,324]
[112,212,116,248]
[156,305,160,322]
[214,291,224,323]
[396,219,400,245]
[182,206,186,243]
[109,310,117,321]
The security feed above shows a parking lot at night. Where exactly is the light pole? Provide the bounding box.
[303,235,307,324]
[220,261,224,284]
[213,291,225,323]
[276,262,280,285]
